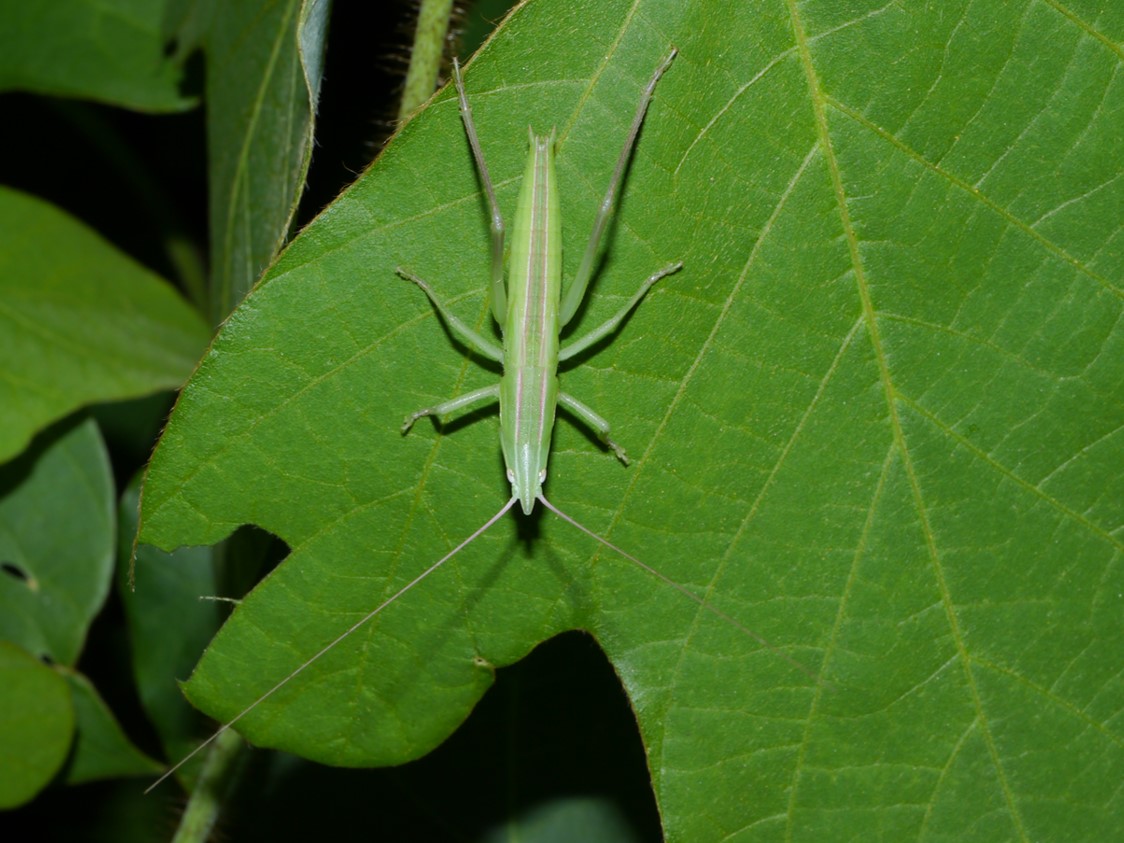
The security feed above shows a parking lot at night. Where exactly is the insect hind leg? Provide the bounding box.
[558,261,681,362]
[559,49,679,327]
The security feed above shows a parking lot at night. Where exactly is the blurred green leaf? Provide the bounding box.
[0,0,195,111]
[0,188,210,464]
[60,671,163,784]
[0,418,159,806]
[139,0,1123,839]
[480,795,645,843]
[117,474,221,769]
[202,0,330,324]
[0,418,114,666]
[0,642,73,809]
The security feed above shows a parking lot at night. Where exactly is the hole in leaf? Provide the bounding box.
[1,561,28,582]
[214,632,662,841]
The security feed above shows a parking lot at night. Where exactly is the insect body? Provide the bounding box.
[400,49,682,515]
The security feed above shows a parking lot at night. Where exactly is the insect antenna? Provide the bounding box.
[145,496,518,794]
[537,495,824,684]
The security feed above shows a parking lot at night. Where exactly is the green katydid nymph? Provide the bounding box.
[148,47,813,794]
[398,48,682,517]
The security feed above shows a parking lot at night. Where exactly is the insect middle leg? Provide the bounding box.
[402,383,500,433]
[558,261,682,362]
[558,391,630,464]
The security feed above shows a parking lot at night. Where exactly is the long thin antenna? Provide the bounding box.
[537,495,823,683]
[146,496,518,794]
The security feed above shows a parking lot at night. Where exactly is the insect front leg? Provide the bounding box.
[558,391,629,465]
[558,261,681,362]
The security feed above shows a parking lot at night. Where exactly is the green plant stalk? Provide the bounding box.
[170,728,245,843]
[399,0,456,120]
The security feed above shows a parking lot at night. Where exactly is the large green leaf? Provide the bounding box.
[139,0,1122,838]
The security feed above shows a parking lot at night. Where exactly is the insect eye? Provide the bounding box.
[538,470,547,483]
